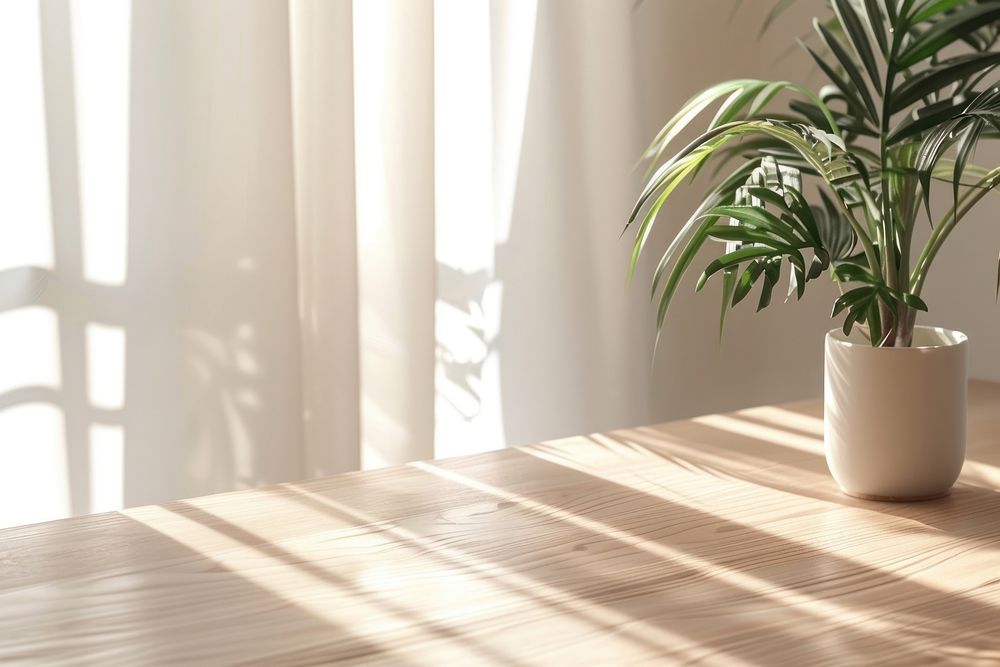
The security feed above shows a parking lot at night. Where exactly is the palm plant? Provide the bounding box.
[627,0,1000,347]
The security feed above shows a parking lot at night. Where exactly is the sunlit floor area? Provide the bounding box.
[3,0,1000,664]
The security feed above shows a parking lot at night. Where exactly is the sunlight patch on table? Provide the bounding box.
[289,484,709,661]
[737,405,825,437]
[124,503,448,666]
[692,413,825,455]
[413,460,914,640]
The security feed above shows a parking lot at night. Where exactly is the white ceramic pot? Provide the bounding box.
[824,325,968,501]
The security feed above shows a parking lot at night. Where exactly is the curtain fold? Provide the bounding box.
[351,0,437,469]
[289,0,360,477]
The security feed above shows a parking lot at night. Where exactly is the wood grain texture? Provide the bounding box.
[3,381,1000,665]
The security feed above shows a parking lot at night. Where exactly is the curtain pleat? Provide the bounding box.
[351,0,437,468]
[289,0,360,477]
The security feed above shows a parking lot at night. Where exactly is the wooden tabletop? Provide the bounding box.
[3,382,1000,665]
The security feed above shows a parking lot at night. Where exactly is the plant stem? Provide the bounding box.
[839,196,883,281]
[911,168,1000,296]
[879,32,901,345]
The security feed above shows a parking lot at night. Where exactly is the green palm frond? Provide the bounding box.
[629,0,1000,348]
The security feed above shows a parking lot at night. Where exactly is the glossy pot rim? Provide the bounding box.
[826,325,968,351]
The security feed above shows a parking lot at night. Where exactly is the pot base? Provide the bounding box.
[841,489,951,503]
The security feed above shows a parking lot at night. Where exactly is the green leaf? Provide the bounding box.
[930,158,993,187]
[866,298,883,343]
[862,0,888,53]
[886,95,969,144]
[814,199,857,260]
[639,81,750,177]
[705,205,803,245]
[629,128,727,230]
[628,157,702,282]
[632,117,869,337]
[808,249,830,279]
[832,281,881,341]
[705,225,792,247]
[880,0,898,24]
[833,285,875,317]
[720,266,739,339]
[832,0,883,95]
[732,260,766,307]
[898,0,921,22]
[909,0,971,25]
[709,83,766,130]
[898,4,1000,68]
[832,258,877,283]
[631,115,849,232]
[751,81,792,116]
[812,19,880,122]
[655,218,715,332]
[697,246,779,292]
[889,53,1000,114]
[886,288,929,311]
[964,23,1000,52]
[916,116,964,222]
[952,117,985,224]
[789,99,874,138]
[842,305,866,337]
[635,119,863,242]
[787,259,807,300]
[799,41,876,122]
[747,186,821,245]
[649,162,757,298]
[781,185,824,244]
[757,259,781,311]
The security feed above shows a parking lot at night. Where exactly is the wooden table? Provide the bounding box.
[3,382,1000,665]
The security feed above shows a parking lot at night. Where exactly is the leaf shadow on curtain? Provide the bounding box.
[435,264,492,421]
[120,0,304,506]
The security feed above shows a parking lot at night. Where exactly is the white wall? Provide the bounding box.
[628,0,837,421]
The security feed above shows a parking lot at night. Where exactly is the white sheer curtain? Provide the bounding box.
[295,0,664,469]
[0,0,661,528]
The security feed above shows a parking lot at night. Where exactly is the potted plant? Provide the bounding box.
[626,0,1000,500]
